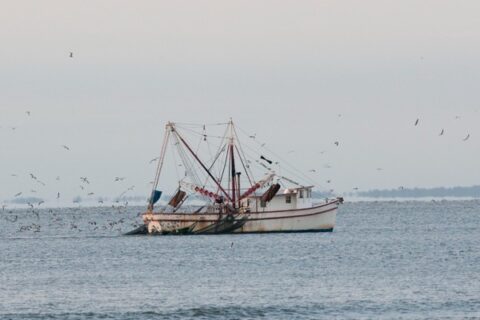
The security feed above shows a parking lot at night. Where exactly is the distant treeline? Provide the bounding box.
[355,185,480,198]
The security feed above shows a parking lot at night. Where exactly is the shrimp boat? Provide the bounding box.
[136,120,342,235]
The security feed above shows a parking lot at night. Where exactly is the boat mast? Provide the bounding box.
[229,120,237,209]
[149,123,172,210]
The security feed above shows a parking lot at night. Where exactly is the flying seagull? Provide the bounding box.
[439,129,444,136]
[26,111,31,116]
[30,173,37,180]
[334,141,339,146]
[149,157,159,164]
[61,145,70,151]
[69,52,73,58]
[36,180,46,186]
[414,118,419,126]
[463,134,470,141]
[308,169,316,173]
[80,177,90,184]
[114,177,125,182]
[14,192,22,197]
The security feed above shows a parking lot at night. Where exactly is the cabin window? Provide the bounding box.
[299,190,304,198]
[260,200,266,207]
[306,189,311,198]
[286,195,291,203]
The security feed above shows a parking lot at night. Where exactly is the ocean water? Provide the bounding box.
[1,200,479,319]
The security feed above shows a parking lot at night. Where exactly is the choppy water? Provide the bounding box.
[1,201,479,319]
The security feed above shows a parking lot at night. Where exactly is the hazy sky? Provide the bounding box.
[2,1,480,204]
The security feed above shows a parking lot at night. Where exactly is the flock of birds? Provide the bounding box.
[1,59,476,232]
[1,204,141,235]
[252,114,473,195]
[1,83,157,233]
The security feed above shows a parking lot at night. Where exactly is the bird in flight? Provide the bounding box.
[463,134,470,141]
[26,111,31,116]
[14,192,22,197]
[334,141,339,146]
[30,173,37,180]
[57,192,60,199]
[439,129,444,136]
[87,192,94,196]
[115,177,125,182]
[61,145,70,151]
[69,52,73,58]
[80,177,90,184]
[308,169,316,172]
[414,118,419,126]
[149,157,159,164]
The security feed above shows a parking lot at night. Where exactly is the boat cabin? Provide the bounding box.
[242,186,314,212]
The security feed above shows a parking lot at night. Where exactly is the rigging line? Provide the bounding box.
[152,127,171,193]
[175,125,229,140]
[172,131,202,186]
[234,145,254,189]
[208,123,230,176]
[262,144,318,186]
[194,126,204,155]
[196,122,229,191]
[173,125,233,202]
[236,124,319,187]
[233,124,256,184]
[169,137,181,183]
[217,143,230,191]
[203,143,226,188]
[175,122,229,127]
[237,136,325,192]
[182,124,226,188]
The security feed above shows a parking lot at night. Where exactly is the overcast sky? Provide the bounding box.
[1,1,480,204]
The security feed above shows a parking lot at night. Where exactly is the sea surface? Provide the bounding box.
[1,200,479,319]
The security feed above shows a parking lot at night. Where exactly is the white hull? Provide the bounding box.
[142,199,339,235]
